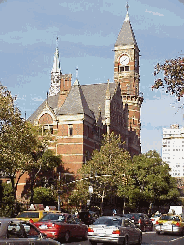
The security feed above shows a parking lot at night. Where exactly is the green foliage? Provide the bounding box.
[69,132,131,208]
[0,84,62,206]
[153,57,184,100]
[0,183,14,217]
[125,150,180,210]
[33,187,57,206]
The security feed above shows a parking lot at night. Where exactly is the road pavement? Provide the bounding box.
[59,231,184,245]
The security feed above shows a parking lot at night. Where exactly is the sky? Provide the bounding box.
[0,0,184,154]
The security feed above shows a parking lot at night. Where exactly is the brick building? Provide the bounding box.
[16,7,143,200]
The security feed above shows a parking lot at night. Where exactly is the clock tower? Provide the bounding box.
[114,4,143,137]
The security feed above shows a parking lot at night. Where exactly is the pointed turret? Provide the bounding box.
[49,38,62,96]
[115,3,138,48]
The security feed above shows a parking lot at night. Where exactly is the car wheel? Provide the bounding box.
[156,231,160,235]
[137,234,142,245]
[89,240,97,245]
[124,236,129,245]
[64,231,70,242]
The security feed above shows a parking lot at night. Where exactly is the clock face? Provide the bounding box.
[120,55,130,66]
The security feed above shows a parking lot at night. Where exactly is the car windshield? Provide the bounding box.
[40,213,65,222]
[93,217,122,226]
[160,215,180,221]
[124,213,140,219]
[17,212,39,218]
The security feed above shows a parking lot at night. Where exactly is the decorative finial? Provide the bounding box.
[56,37,59,48]
[125,1,130,21]
[76,66,79,80]
[126,1,129,13]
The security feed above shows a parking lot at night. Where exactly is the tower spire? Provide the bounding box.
[125,1,130,22]
[49,37,62,96]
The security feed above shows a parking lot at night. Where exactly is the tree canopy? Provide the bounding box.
[69,132,131,212]
[123,150,180,212]
[152,57,184,101]
[0,84,62,206]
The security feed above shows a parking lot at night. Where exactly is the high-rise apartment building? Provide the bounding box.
[162,124,184,177]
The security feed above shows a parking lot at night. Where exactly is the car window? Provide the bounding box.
[17,212,39,218]
[22,223,40,238]
[93,218,122,226]
[40,213,65,221]
[160,215,180,221]
[7,222,27,238]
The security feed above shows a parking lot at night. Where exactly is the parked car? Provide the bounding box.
[124,213,153,231]
[155,214,184,235]
[88,215,142,245]
[34,212,88,242]
[78,211,97,225]
[16,210,48,223]
[150,213,161,225]
[0,218,61,245]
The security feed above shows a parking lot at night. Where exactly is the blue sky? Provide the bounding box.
[1,0,184,154]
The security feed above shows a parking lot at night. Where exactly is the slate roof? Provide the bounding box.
[28,93,59,123]
[28,82,117,123]
[81,82,116,120]
[115,18,138,47]
[57,80,94,119]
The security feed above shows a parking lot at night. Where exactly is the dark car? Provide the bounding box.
[0,218,61,245]
[88,215,142,245]
[78,211,97,225]
[34,213,88,242]
[124,213,153,231]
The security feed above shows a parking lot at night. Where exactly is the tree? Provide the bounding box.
[33,187,57,207]
[0,183,14,217]
[124,150,180,212]
[27,149,62,205]
[69,132,131,213]
[0,84,38,201]
[152,57,184,101]
[0,84,62,208]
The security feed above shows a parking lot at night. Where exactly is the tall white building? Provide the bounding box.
[162,124,184,177]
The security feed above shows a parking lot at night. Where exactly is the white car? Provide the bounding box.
[88,216,142,245]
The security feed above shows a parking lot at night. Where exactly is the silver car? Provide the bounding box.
[88,216,142,245]
[0,218,61,245]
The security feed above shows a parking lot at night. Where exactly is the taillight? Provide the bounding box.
[52,223,60,229]
[88,227,94,232]
[175,222,180,227]
[156,221,159,225]
[112,229,120,235]
[138,219,142,224]
[29,219,34,223]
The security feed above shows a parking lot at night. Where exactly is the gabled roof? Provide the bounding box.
[81,82,116,120]
[28,81,117,123]
[28,93,59,123]
[57,79,94,119]
[115,15,138,48]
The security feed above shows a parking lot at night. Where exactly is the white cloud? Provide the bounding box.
[145,9,164,16]
[31,96,44,102]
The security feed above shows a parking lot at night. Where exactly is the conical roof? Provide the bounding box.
[115,11,138,48]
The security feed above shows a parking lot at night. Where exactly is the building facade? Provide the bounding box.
[16,8,143,200]
[162,124,184,177]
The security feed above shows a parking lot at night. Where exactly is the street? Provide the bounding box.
[59,231,184,245]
